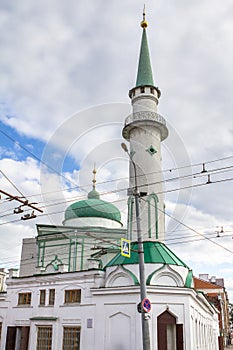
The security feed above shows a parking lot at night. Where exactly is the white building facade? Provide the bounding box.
[0,13,220,350]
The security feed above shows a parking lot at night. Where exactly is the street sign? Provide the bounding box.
[141,298,151,313]
[121,238,131,258]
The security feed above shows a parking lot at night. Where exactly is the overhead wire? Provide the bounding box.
[2,156,231,227]
[1,173,233,225]
[1,227,232,268]
[0,126,232,195]
[141,197,233,254]
[0,170,27,199]
[0,129,79,189]
[1,128,233,265]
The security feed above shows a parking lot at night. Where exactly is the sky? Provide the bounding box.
[0,1,233,300]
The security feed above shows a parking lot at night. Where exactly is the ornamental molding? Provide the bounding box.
[125,111,166,126]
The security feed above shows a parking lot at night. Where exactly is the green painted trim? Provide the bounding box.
[37,241,42,266]
[81,237,84,270]
[148,201,152,239]
[121,265,139,285]
[185,269,193,288]
[30,316,57,321]
[147,193,159,239]
[39,241,45,267]
[38,237,69,243]
[72,241,77,271]
[146,264,165,285]
[68,239,72,272]
[127,196,134,240]
[47,255,63,271]
[146,145,157,156]
[37,224,126,236]
[39,242,69,248]
[155,201,158,239]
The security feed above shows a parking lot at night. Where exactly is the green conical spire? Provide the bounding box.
[136,15,154,87]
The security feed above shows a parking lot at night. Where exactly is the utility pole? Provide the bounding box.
[121,143,151,350]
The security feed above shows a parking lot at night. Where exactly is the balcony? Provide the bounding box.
[124,111,167,127]
[123,111,168,141]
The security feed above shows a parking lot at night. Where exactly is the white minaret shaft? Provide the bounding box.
[122,15,168,242]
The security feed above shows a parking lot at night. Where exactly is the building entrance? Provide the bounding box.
[157,310,183,350]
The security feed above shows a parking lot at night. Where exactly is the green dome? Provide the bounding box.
[64,198,122,224]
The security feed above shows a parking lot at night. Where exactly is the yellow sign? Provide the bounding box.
[121,238,131,258]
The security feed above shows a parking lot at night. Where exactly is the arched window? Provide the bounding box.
[127,196,134,240]
[147,193,158,239]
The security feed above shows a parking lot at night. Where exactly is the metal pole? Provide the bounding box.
[121,143,151,350]
[134,179,151,350]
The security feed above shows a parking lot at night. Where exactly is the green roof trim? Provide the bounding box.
[136,29,154,87]
[146,263,166,285]
[121,265,139,285]
[65,198,122,224]
[185,269,193,288]
[105,241,189,268]
[30,317,57,321]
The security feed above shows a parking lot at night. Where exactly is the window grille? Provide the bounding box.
[63,327,80,350]
[36,326,52,350]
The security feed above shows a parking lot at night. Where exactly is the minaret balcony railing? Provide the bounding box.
[124,111,167,127]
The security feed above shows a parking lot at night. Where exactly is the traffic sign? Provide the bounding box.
[141,298,151,313]
[121,238,131,258]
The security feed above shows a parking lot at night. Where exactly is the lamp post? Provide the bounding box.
[121,142,151,350]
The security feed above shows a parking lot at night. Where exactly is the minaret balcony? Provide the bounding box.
[123,111,168,141]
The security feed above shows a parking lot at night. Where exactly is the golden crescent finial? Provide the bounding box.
[92,164,97,189]
[141,4,148,28]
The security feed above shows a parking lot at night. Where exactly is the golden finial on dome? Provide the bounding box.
[92,164,97,189]
[140,4,148,28]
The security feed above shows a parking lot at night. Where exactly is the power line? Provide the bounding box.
[1,157,231,215]
[1,126,232,195]
[1,174,233,225]
[0,128,79,189]
[0,228,232,268]
[141,197,233,254]
[0,170,26,199]
[1,159,233,215]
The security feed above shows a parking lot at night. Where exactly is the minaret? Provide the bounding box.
[122,10,168,242]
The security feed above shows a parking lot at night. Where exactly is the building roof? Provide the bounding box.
[194,277,223,290]
[105,241,189,267]
[64,168,122,225]
[136,27,154,87]
[64,198,122,224]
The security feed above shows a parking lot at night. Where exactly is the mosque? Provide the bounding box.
[0,12,219,350]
